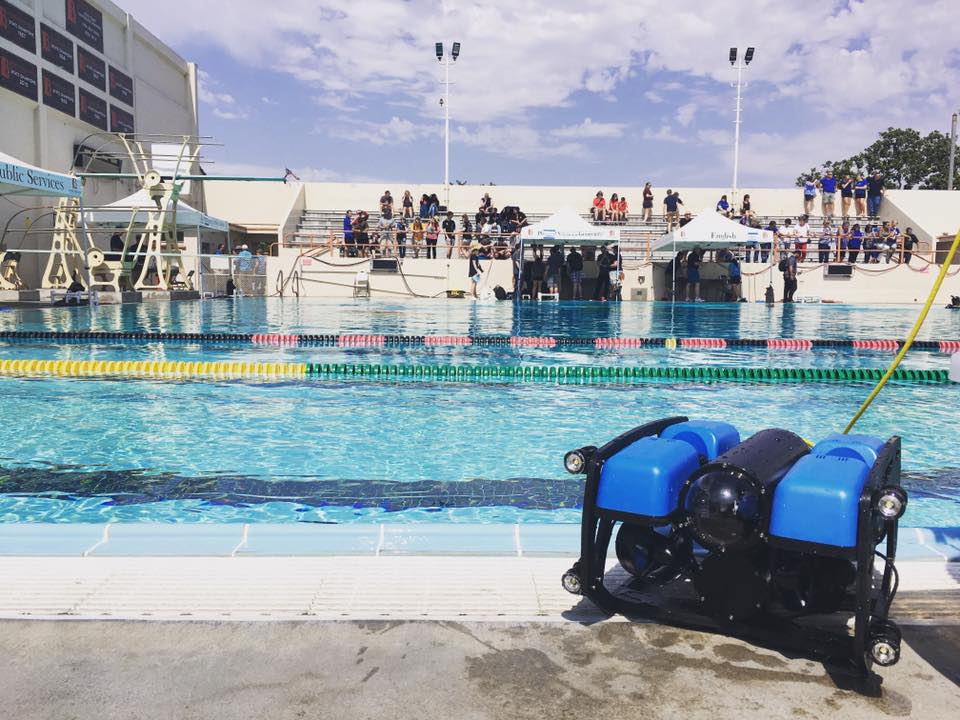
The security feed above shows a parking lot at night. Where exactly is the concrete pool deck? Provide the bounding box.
[2,524,958,718]
[1,619,958,720]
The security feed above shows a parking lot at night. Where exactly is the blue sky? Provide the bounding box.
[118,0,960,188]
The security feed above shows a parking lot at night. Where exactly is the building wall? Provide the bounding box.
[0,0,198,282]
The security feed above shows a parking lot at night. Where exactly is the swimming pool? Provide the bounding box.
[1,298,958,525]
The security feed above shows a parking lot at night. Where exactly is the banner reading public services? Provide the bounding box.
[0,0,36,54]
[0,46,38,101]
[65,0,102,52]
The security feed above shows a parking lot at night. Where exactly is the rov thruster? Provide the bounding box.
[561,416,907,675]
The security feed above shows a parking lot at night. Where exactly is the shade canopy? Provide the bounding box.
[83,189,229,232]
[520,207,620,246]
[653,209,774,252]
[0,150,82,198]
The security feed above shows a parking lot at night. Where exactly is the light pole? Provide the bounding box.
[728,47,754,209]
[436,41,460,209]
[949,111,958,191]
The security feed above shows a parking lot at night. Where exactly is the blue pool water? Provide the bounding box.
[1,298,958,525]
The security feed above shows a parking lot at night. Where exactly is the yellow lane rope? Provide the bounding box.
[844,228,960,434]
[0,359,308,380]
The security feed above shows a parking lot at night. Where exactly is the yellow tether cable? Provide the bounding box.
[844,228,960,434]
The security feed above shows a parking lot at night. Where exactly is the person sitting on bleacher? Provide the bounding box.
[590,191,607,222]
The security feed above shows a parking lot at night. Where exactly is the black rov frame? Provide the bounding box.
[561,416,905,676]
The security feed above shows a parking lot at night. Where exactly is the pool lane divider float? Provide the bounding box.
[0,358,953,384]
[1,330,958,353]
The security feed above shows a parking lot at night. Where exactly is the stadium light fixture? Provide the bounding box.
[729,47,737,65]
[452,42,461,61]
[435,42,444,61]
[744,47,755,65]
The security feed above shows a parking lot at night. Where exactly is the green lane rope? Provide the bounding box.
[0,359,950,384]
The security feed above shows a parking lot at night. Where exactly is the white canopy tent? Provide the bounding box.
[82,189,229,232]
[0,150,82,199]
[520,207,620,245]
[653,209,773,253]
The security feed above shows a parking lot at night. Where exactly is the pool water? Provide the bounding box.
[1,298,958,525]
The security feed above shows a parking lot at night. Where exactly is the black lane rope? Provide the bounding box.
[0,330,956,352]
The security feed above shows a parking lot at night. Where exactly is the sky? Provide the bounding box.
[116,0,960,188]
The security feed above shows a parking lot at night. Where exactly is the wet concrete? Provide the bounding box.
[0,620,957,719]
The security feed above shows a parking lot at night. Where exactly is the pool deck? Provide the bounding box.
[2,523,959,717]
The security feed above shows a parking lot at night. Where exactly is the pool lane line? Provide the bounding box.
[0,331,957,352]
[0,358,952,384]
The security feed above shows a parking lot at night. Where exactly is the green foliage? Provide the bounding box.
[795,127,960,189]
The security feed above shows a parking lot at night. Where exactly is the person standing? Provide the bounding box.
[531,245,546,300]
[395,217,407,259]
[779,218,795,260]
[818,222,834,264]
[847,224,863,263]
[727,255,742,301]
[902,227,918,265]
[781,251,798,302]
[566,246,584,300]
[442,211,457,259]
[425,217,439,259]
[685,248,702,302]
[761,220,777,263]
[342,210,354,257]
[460,214,473,258]
[803,178,817,216]
[468,244,483,298]
[794,215,810,262]
[867,171,885,217]
[837,221,850,262]
[642,182,654,222]
[817,170,837,219]
[379,190,394,219]
[594,245,614,300]
[854,173,868,216]
[410,217,423,258]
[663,190,683,232]
[839,175,854,218]
[545,245,564,296]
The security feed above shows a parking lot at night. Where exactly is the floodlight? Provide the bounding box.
[435,42,444,61]
[744,47,755,65]
[729,47,737,65]
[451,42,461,60]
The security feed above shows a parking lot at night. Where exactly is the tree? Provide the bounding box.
[796,127,960,189]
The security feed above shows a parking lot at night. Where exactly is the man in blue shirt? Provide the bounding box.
[663,190,683,232]
[343,210,354,257]
[817,170,838,219]
[867,171,885,217]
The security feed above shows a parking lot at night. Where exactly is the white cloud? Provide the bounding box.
[675,103,697,127]
[261,96,278,105]
[328,116,433,145]
[117,0,960,181]
[455,124,586,160]
[642,125,685,143]
[197,69,247,120]
[550,118,626,139]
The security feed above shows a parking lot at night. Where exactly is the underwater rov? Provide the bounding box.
[561,417,907,675]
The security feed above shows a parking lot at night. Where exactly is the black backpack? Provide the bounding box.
[778,258,789,272]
